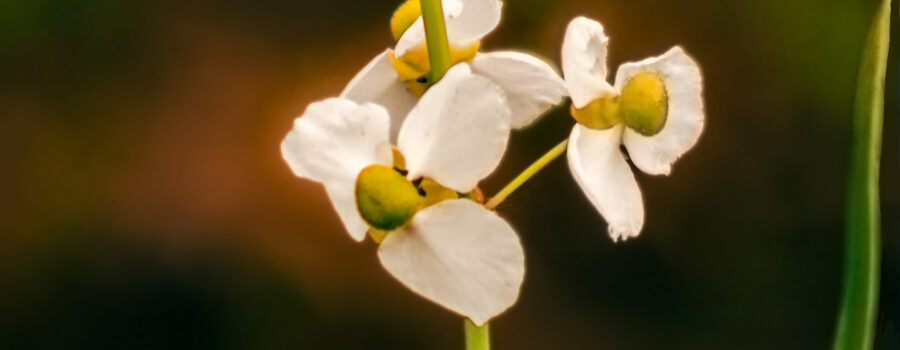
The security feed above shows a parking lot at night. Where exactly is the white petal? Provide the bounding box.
[398,63,511,192]
[395,0,502,57]
[617,47,705,175]
[378,199,524,325]
[281,98,393,241]
[567,124,644,241]
[471,51,567,129]
[561,16,617,109]
[341,50,419,142]
[445,0,502,46]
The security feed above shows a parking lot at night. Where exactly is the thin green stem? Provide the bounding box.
[832,0,889,349]
[420,0,452,82]
[485,139,569,211]
[464,319,490,350]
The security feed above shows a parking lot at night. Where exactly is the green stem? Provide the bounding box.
[420,0,452,82]
[464,319,490,350]
[832,0,890,349]
[485,139,569,211]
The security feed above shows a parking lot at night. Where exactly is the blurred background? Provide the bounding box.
[1,0,898,348]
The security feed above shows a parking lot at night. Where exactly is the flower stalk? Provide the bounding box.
[832,0,890,349]
[486,139,569,210]
[420,0,453,82]
[465,319,490,350]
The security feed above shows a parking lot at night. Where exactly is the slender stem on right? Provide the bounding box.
[485,139,568,211]
[420,0,452,82]
[464,319,490,350]
[832,0,889,349]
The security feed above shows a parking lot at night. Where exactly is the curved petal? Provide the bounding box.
[617,46,705,175]
[281,98,393,241]
[567,124,644,241]
[395,0,502,57]
[378,199,524,325]
[341,49,419,142]
[398,63,511,192]
[471,51,567,129]
[561,16,617,109]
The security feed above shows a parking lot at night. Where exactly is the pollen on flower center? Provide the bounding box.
[619,71,668,136]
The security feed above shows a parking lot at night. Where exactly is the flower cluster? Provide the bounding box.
[281,0,704,326]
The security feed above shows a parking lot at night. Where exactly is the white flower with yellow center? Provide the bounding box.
[561,17,705,241]
[281,64,523,325]
[341,0,566,141]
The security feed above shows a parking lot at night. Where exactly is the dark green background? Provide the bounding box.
[1,0,898,348]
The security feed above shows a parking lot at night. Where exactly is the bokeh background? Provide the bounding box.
[1,0,898,348]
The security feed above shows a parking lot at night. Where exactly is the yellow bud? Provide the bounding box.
[570,97,620,130]
[356,165,423,231]
[619,71,668,136]
[391,0,421,40]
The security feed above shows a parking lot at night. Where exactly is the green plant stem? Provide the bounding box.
[832,0,890,349]
[465,319,490,350]
[485,139,569,211]
[420,0,452,82]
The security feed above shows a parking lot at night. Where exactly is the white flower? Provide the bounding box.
[561,17,705,241]
[281,64,524,325]
[341,0,567,141]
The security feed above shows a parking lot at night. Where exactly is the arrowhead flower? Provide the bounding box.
[341,0,567,141]
[561,17,705,241]
[282,64,524,325]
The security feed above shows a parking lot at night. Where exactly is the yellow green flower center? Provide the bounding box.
[356,150,481,236]
[355,165,423,231]
[570,71,669,136]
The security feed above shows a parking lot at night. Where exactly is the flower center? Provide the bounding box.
[569,71,668,136]
[390,43,480,96]
[619,71,668,136]
[356,165,423,231]
[355,150,480,233]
